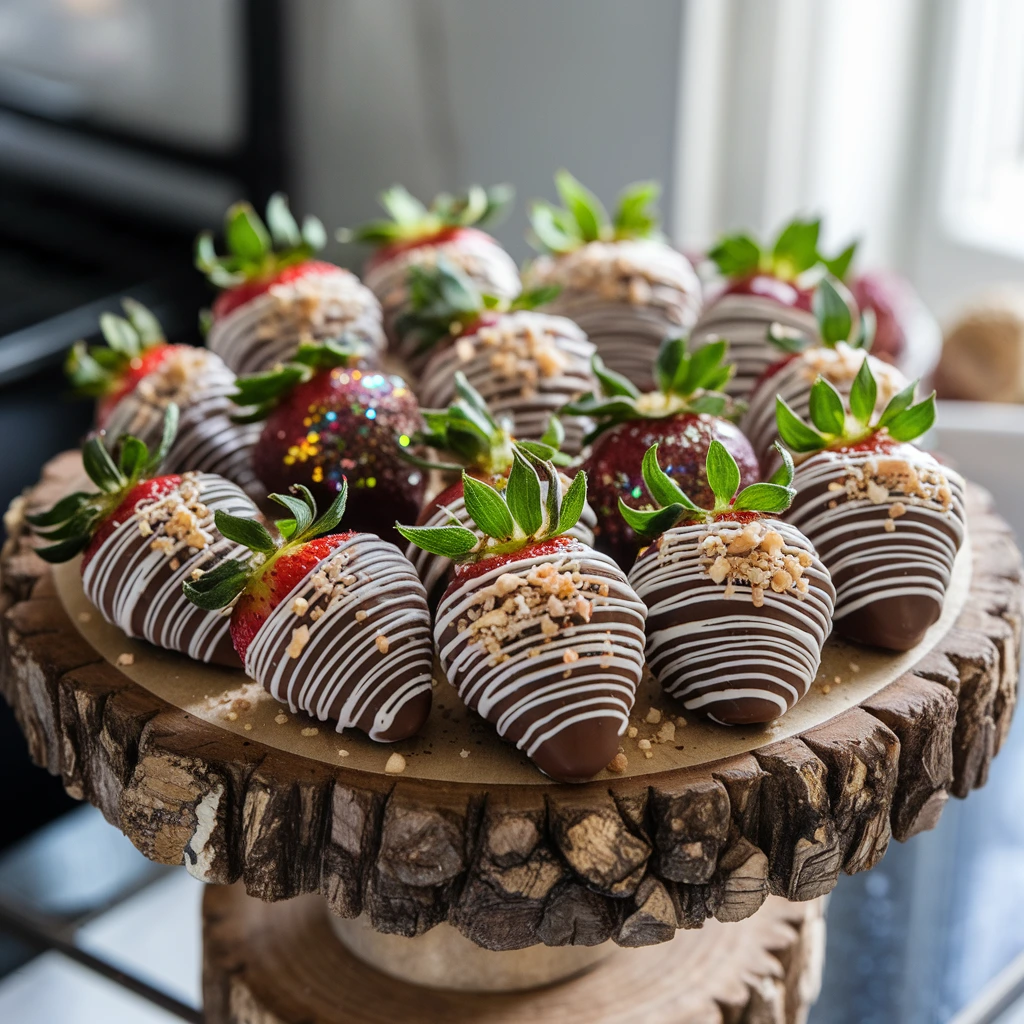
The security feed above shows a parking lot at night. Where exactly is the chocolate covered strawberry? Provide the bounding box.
[28,407,258,667]
[232,337,425,538]
[394,255,560,377]
[197,194,384,374]
[622,442,835,725]
[523,171,701,389]
[778,364,965,651]
[68,301,262,496]
[742,277,907,471]
[564,336,758,567]
[403,371,596,602]
[692,218,854,398]
[399,456,646,782]
[184,483,432,741]
[417,287,598,454]
[342,184,520,348]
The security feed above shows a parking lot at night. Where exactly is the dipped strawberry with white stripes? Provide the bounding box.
[523,172,702,390]
[778,365,966,651]
[198,194,385,375]
[28,407,258,667]
[741,278,907,471]
[692,219,854,399]
[68,300,262,497]
[342,184,520,349]
[399,456,647,782]
[622,442,835,726]
[183,483,433,741]
[403,372,596,603]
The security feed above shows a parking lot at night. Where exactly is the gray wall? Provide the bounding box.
[289,0,684,265]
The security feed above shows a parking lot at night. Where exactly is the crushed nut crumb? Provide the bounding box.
[301,727,318,737]
[607,752,628,773]
[384,752,407,774]
[645,708,662,724]
[375,635,390,654]
[116,652,134,667]
[287,625,310,659]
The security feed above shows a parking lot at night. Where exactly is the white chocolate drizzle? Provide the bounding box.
[244,533,433,740]
[629,519,835,724]
[207,267,385,375]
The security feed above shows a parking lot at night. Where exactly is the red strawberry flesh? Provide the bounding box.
[722,274,814,313]
[586,413,760,567]
[96,344,180,427]
[229,533,353,662]
[81,475,182,571]
[448,536,582,592]
[365,226,492,274]
[211,260,339,321]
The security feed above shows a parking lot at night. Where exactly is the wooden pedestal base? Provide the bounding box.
[202,885,825,1024]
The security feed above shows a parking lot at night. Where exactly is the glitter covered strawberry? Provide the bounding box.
[28,407,258,666]
[342,184,520,348]
[523,171,701,390]
[742,277,907,472]
[232,337,425,538]
[692,218,855,398]
[777,363,965,651]
[399,456,646,782]
[68,300,262,496]
[402,371,596,602]
[564,336,758,567]
[183,483,433,741]
[197,194,384,374]
[622,441,835,725]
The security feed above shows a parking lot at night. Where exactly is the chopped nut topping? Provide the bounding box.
[835,457,953,513]
[700,522,810,607]
[287,625,310,658]
[291,596,309,617]
[375,635,390,654]
[133,472,215,558]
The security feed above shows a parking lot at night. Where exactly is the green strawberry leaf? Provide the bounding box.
[540,415,565,450]
[853,306,876,351]
[82,436,125,493]
[592,354,640,399]
[682,339,729,394]
[885,393,936,442]
[808,376,846,435]
[99,313,141,358]
[823,240,858,281]
[36,534,93,564]
[507,451,543,537]
[269,491,314,538]
[877,380,918,428]
[555,170,608,242]
[396,523,479,559]
[705,439,741,507]
[117,436,148,480]
[768,443,795,487]
[25,492,91,528]
[613,180,660,238]
[226,201,271,261]
[557,470,587,536]
[813,277,853,346]
[214,510,276,554]
[655,335,688,394]
[309,483,349,537]
[767,321,813,355]
[379,185,429,226]
[147,404,180,474]
[708,234,761,278]
[642,444,699,510]
[121,299,164,345]
[732,483,794,514]
[772,218,820,276]
[617,499,687,539]
[848,358,877,426]
[265,193,302,248]
[528,200,582,254]
[182,559,251,610]
[776,397,829,453]
[462,474,516,541]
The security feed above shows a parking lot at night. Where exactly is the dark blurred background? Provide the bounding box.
[0,2,1022,1022]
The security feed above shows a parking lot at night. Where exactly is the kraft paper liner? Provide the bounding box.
[53,536,971,786]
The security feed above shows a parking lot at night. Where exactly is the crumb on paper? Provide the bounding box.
[676,716,688,728]
[459,749,470,759]
[301,727,319,737]
[243,723,253,732]
[275,714,288,725]
[226,711,238,721]
[77,611,91,623]
[849,662,860,673]
[116,653,134,667]
[384,752,406,774]
[645,708,662,724]
[644,750,653,759]
[338,749,350,758]
[822,684,832,694]
[637,738,652,751]
[656,721,676,744]
[834,675,841,685]
[627,726,638,738]
[375,635,390,654]
[607,752,628,773]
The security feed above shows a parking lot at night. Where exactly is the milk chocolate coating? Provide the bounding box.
[244,533,433,741]
[82,473,258,667]
[629,520,835,726]
[786,443,967,651]
[434,539,647,782]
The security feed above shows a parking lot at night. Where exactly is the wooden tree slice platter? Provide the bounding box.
[202,885,825,1024]
[2,452,1021,951]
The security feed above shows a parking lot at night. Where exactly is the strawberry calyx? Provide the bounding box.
[398,449,587,564]
[341,184,514,252]
[394,256,558,360]
[231,336,373,422]
[65,300,173,417]
[528,171,663,255]
[27,405,181,564]
[563,335,739,443]
[775,359,935,456]
[182,482,353,626]
[195,193,328,296]
[403,370,570,477]
[618,440,796,540]
[210,260,338,321]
